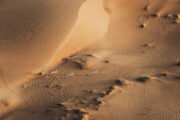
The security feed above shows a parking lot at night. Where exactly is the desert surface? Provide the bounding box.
[0,0,180,120]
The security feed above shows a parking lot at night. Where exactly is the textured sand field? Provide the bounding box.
[0,0,180,120]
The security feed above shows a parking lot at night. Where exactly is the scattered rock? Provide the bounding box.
[175,75,180,79]
[104,60,110,63]
[139,24,146,28]
[164,13,180,24]
[159,72,169,77]
[151,13,159,17]
[144,43,153,47]
[106,85,119,95]
[72,109,81,114]
[174,14,180,19]
[115,78,127,86]
[136,76,152,82]
[80,63,89,69]
[85,54,94,57]
[95,97,105,106]
[176,61,180,66]
[89,90,97,93]
[56,103,65,107]
[165,14,172,18]
[37,72,43,76]
[173,20,180,24]
[45,85,49,88]
[144,5,149,11]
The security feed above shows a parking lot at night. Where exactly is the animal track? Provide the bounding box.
[46,103,89,120]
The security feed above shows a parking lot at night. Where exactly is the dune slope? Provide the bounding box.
[0,0,110,117]
[0,0,180,120]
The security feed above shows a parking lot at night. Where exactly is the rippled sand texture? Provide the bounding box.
[0,0,180,120]
[0,0,110,117]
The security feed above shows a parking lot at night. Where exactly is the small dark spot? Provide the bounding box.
[115,79,127,86]
[63,113,67,117]
[85,54,94,57]
[175,61,180,66]
[89,90,97,93]
[72,109,81,114]
[175,75,180,79]
[151,13,159,17]
[136,76,151,82]
[143,43,153,47]
[56,103,64,107]
[159,73,168,77]
[174,14,179,19]
[163,14,170,19]
[109,86,114,90]
[97,100,104,106]
[144,6,149,11]
[104,60,110,63]
[52,85,63,90]
[37,72,43,76]
[139,24,144,28]
[172,20,180,24]
[139,24,146,28]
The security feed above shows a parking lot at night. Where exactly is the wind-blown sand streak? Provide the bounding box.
[43,0,110,73]
[0,0,110,117]
[0,0,180,119]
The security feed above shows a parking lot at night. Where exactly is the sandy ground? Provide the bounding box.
[0,0,180,120]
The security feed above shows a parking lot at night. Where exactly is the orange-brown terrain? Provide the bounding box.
[0,0,180,120]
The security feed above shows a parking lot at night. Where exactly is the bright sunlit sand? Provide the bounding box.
[0,0,180,120]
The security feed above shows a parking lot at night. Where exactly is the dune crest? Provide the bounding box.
[43,0,110,73]
[0,0,110,117]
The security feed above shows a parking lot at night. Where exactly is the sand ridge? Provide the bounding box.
[0,0,180,119]
[0,0,111,117]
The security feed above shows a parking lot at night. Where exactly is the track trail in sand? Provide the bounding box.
[0,0,180,120]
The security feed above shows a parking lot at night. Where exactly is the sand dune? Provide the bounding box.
[0,0,84,88]
[0,0,110,88]
[44,0,110,73]
[0,0,110,116]
[0,0,180,119]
